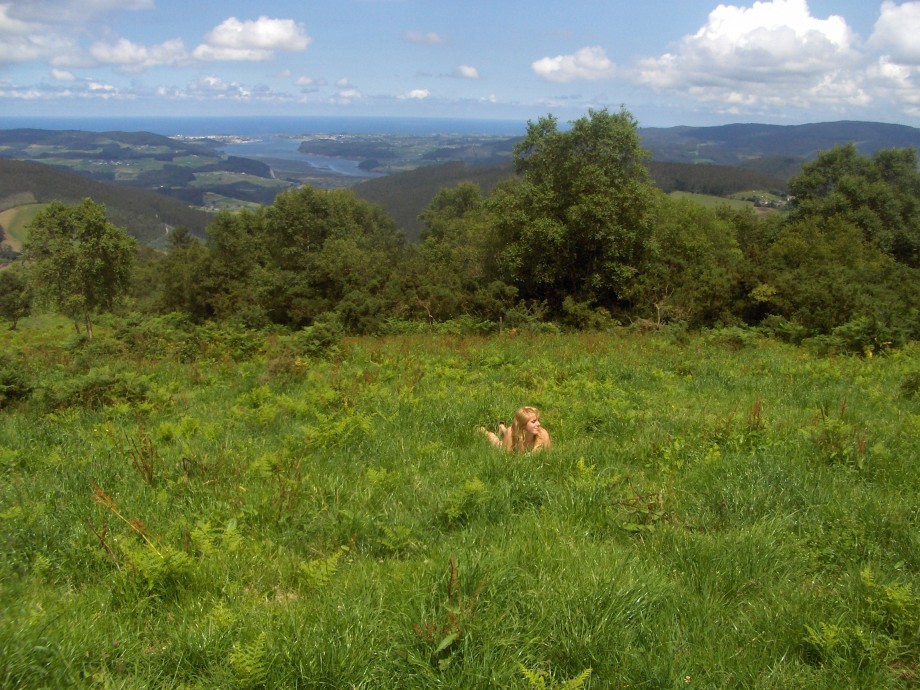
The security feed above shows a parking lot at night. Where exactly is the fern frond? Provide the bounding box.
[222,518,243,553]
[229,632,269,690]
[300,546,348,589]
[519,663,547,689]
[190,521,216,556]
[562,667,592,689]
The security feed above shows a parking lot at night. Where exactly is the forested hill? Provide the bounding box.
[353,160,516,240]
[0,159,211,246]
[0,128,283,211]
[353,159,789,240]
[640,120,920,166]
[0,128,216,158]
[356,119,920,239]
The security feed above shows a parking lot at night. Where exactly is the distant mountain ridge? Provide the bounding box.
[638,120,920,166]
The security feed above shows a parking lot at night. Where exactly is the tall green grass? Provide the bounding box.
[1,318,918,688]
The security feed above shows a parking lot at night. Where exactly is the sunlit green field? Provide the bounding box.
[669,191,754,210]
[1,317,918,688]
[0,202,45,250]
[191,171,291,188]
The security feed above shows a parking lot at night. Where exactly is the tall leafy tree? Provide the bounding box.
[198,186,406,331]
[156,227,212,319]
[0,266,32,329]
[195,208,273,326]
[413,182,511,320]
[629,196,744,327]
[23,198,135,338]
[488,108,656,314]
[788,144,920,267]
[261,187,406,330]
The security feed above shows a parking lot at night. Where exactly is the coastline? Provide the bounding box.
[0,115,528,138]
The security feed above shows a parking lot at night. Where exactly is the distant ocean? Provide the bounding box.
[0,115,528,137]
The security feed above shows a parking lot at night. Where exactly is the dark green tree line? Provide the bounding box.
[164,186,409,332]
[9,109,918,350]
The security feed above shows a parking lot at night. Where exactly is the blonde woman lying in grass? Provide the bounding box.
[479,406,551,453]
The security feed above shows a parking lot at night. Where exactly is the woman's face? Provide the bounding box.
[525,416,541,436]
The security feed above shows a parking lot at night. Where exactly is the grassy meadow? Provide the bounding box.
[0,203,44,252]
[667,191,753,210]
[1,316,918,688]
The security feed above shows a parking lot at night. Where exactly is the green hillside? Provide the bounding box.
[352,158,789,240]
[0,159,212,248]
[0,128,291,212]
[353,160,516,240]
[639,120,920,167]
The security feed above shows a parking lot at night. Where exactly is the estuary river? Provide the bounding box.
[218,135,381,179]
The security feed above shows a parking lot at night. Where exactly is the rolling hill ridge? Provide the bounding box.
[0,159,211,248]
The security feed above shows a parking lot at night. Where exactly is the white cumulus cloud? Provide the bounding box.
[333,87,362,104]
[90,37,188,73]
[194,16,310,61]
[870,1,920,65]
[630,0,866,110]
[0,0,158,66]
[455,64,480,79]
[401,88,430,100]
[194,74,251,99]
[532,46,616,82]
[0,3,79,65]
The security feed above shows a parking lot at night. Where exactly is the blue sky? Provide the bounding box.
[1,0,919,127]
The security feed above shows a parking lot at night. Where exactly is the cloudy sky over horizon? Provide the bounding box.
[2,0,920,127]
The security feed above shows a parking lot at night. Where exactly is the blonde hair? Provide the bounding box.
[510,406,541,452]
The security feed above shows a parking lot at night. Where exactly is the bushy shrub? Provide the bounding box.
[0,352,31,409]
[705,326,761,350]
[33,366,151,411]
[431,314,496,335]
[116,312,198,360]
[68,334,127,369]
[758,315,810,344]
[119,315,264,363]
[378,317,433,336]
[561,296,617,332]
[900,371,920,398]
[293,311,343,359]
[501,301,553,333]
[831,314,905,355]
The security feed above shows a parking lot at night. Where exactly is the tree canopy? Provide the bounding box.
[195,186,407,331]
[788,143,920,267]
[488,108,656,315]
[0,267,32,330]
[23,198,136,338]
